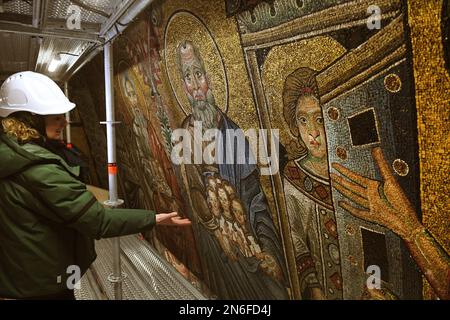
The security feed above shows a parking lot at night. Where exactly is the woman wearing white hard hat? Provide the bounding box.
[0,71,191,300]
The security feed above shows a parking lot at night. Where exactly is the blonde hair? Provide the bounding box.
[1,116,40,143]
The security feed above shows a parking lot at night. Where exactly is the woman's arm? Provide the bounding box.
[19,163,189,239]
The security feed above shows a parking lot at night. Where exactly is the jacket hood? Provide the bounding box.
[0,133,79,178]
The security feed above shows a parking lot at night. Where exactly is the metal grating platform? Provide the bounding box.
[75,235,207,300]
[74,267,108,300]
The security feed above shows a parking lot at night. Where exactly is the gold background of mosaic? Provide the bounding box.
[408,0,450,299]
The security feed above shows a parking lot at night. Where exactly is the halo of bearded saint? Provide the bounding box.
[164,11,228,115]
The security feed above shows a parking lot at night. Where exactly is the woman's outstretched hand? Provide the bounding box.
[156,212,191,227]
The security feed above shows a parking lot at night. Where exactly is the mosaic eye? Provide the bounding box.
[298,116,307,125]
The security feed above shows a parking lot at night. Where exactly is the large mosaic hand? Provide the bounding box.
[330,147,421,239]
[331,147,450,300]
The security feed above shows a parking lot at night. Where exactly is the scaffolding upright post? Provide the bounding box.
[64,82,71,147]
[103,41,124,300]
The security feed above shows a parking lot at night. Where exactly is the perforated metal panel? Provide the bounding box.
[2,0,33,15]
[75,235,207,300]
[48,0,120,24]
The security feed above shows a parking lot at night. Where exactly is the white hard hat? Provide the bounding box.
[0,71,75,118]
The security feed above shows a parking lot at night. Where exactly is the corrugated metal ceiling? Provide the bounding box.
[0,0,129,83]
[35,37,92,81]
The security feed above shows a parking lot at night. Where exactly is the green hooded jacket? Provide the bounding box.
[0,133,155,299]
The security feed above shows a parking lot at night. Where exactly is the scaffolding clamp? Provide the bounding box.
[103,199,124,208]
[99,120,121,125]
[107,272,127,283]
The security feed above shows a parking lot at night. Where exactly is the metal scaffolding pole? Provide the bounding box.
[64,82,71,146]
[102,42,124,300]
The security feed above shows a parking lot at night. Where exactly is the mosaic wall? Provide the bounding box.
[71,0,450,300]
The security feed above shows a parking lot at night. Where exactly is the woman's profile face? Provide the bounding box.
[296,95,327,159]
[45,114,67,140]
